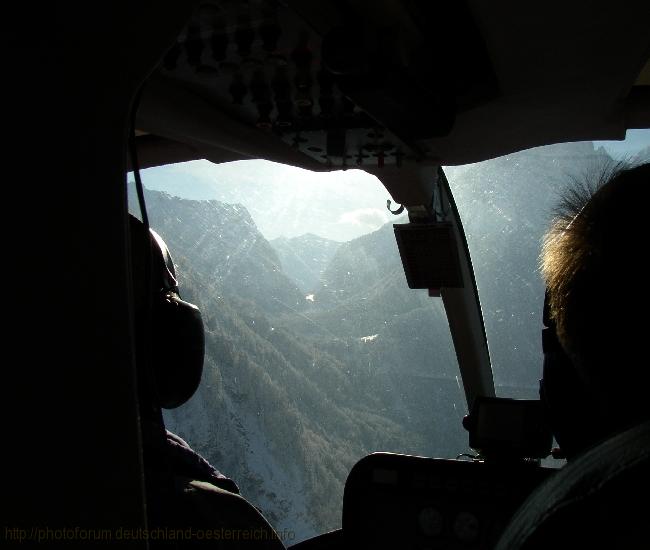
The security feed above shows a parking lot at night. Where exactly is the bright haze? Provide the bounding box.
[135,129,649,242]
[139,160,391,242]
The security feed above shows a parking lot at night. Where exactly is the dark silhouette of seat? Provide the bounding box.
[496,420,650,549]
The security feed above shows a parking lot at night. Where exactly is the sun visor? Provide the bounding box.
[394,222,463,290]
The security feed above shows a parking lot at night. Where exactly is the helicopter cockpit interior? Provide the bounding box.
[4,0,649,548]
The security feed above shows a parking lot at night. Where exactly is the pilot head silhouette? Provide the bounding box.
[540,162,649,456]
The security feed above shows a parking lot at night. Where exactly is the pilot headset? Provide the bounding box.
[129,214,205,410]
[539,291,606,459]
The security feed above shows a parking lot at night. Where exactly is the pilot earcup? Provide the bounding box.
[150,290,205,409]
[129,214,205,410]
[539,291,605,458]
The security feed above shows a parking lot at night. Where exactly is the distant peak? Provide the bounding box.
[293,233,343,244]
[270,233,341,245]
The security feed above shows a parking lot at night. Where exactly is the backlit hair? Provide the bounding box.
[541,161,649,364]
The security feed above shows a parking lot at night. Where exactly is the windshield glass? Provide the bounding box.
[446,130,649,396]
[129,129,648,543]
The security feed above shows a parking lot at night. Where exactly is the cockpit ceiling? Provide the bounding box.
[635,58,650,86]
[133,0,650,171]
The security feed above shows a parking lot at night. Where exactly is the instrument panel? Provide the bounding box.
[343,453,552,549]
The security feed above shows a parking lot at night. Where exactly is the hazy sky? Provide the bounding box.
[138,160,392,242]
[596,128,650,159]
[136,129,649,242]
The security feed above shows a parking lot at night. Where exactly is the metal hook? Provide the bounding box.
[387,199,405,215]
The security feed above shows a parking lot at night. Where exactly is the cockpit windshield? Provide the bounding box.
[447,131,649,395]
[129,129,648,543]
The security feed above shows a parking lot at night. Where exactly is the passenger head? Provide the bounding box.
[540,161,650,446]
